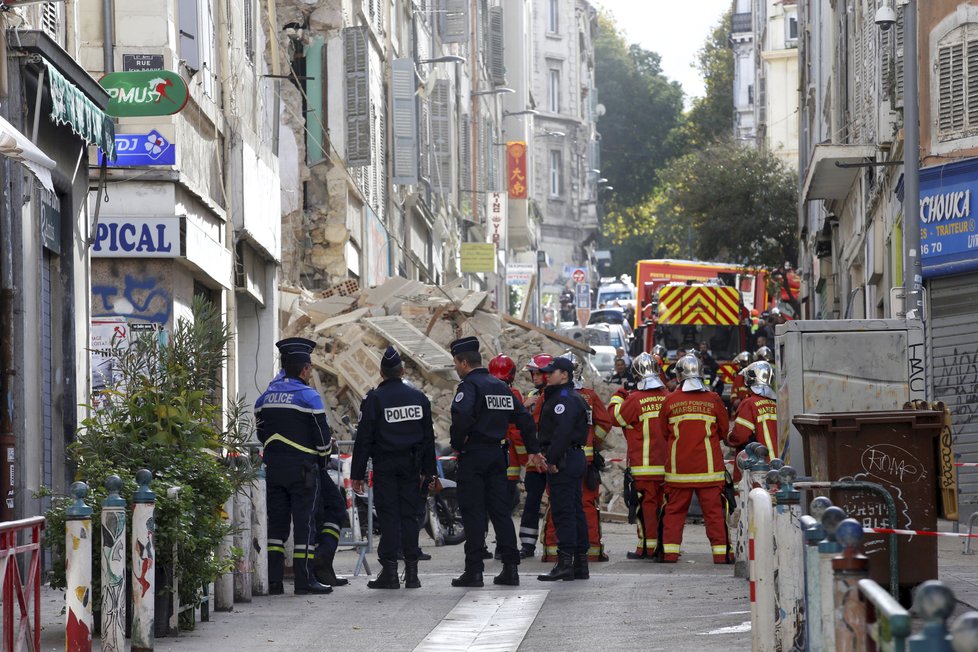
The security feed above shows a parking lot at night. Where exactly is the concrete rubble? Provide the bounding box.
[279,277,630,515]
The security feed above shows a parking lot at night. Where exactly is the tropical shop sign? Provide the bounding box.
[100,70,189,117]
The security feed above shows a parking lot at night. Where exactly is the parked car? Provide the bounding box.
[585,322,629,351]
[587,307,634,336]
[589,344,618,375]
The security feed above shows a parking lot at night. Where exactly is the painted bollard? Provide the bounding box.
[818,505,846,652]
[100,475,127,652]
[251,465,269,596]
[909,580,955,651]
[749,485,775,652]
[833,519,869,652]
[131,469,156,652]
[773,465,804,652]
[66,481,93,652]
[804,497,830,652]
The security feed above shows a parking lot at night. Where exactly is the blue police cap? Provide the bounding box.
[540,357,574,374]
[450,336,480,357]
[276,337,315,365]
[381,345,402,369]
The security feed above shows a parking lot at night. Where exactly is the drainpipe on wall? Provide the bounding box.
[103,0,114,73]
[1,155,15,522]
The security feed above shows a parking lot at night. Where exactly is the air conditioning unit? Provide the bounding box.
[877,99,899,147]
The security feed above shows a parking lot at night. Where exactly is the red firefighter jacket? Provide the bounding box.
[727,394,778,459]
[612,387,669,479]
[578,386,613,462]
[730,375,749,403]
[658,388,730,487]
[522,388,548,472]
[506,386,526,480]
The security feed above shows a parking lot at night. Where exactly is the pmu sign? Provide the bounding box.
[100,70,190,117]
[91,217,180,258]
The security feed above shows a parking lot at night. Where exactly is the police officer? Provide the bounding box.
[255,338,333,595]
[449,337,542,587]
[351,346,436,590]
[536,356,590,581]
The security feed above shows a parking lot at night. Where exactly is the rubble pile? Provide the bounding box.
[279,276,629,515]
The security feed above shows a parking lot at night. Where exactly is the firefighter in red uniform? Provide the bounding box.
[729,351,751,411]
[726,361,778,458]
[612,353,669,558]
[657,354,731,564]
[517,353,554,558]
[488,355,525,497]
[541,352,613,562]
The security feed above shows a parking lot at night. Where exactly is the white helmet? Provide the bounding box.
[742,361,776,399]
[560,351,583,387]
[675,354,705,391]
[631,353,664,391]
[754,346,774,363]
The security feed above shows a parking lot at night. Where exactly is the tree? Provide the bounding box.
[682,9,736,148]
[650,140,799,270]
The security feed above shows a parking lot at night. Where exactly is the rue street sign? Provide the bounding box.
[98,130,175,167]
[123,54,165,72]
[100,70,189,117]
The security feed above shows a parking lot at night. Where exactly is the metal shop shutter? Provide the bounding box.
[928,272,978,516]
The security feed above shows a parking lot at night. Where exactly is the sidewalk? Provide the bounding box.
[938,518,978,617]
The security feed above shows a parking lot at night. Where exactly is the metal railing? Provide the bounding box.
[0,516,44,652]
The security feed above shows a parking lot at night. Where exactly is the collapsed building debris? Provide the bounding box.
[279,276,631,517]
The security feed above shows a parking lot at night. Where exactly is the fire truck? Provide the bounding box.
[633,259,771,388]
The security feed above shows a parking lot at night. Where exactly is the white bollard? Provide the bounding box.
[773,468,804,652]
[749,487,776,652]
[803,497,831,652]
[65,482,93,652]
[233,483,253,603]
[100,476,126,652]
[215,494,235,611]
[251,466,268,596]
[131,470,156,652]
[817,506,846,652]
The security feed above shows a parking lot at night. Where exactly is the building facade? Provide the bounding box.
[731,0,756,145]
[753,0,799,167]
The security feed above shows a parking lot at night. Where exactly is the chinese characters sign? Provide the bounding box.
[507,142,528,199]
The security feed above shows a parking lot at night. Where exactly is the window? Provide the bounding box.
[178,0,217,97]
[548,68,560,112]
[548,0,559,34]
[549,150,562,197]
[935,24,978,142]
[243,0,255,63]
[786,12,798,46]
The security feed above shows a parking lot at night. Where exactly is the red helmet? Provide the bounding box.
[488,354,517,383]
[525,353,554,372]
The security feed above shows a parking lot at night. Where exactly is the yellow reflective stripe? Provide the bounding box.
[630,465,664,476]
[515,445,527,454]
[507,466,521,478]
[588,546,602,555]
[735,417,755,431]
[705,425,715,475]
[665,471,725,483]
[543,546,559,554]
[640,412,655,467]
[321,527,339,538]
[668,414,717,425]
[612,402,629,427]
[583,446,594,455]
[662,544,682,554]
[293,552,315,559]
[268,545,285,553]
[711,545,728,555]
[264,433,324,456]
[595,426,608,440]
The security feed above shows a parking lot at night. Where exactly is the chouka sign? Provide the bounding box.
[100,70,190,117]
[91,217,180,258]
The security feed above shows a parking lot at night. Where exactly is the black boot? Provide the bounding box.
[268,581,284,595]
[315,552,349,587]
[368,560,400,589]
[294,578,333,595]
[493,563,520,586]
[451,569,484,587]
[537,551,575,582]
[519,545,536,559]
[573,552,590,580]
[404,559,421,589]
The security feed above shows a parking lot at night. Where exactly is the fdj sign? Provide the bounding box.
[91,217,180,258]
[99,131,175,167]
[100,71,190,117]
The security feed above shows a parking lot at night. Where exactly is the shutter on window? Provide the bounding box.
[392,58,419,185]
[345,26,373,166]
[863,1,875,141]
[376,108,387,214]
[476,117,488,195]
[968,39,978,129]
[489,6,506,85]
[895,6,905,108]
[459,113,472,196]
[179,0,201,71]
[431,79,452,195]
[880,3,893,101]
[244,0,255,62]
[441,0,469,44]
[420,96,431,182]
[939,43,965,133]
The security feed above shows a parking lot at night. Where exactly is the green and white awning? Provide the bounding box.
[44,60,116,161]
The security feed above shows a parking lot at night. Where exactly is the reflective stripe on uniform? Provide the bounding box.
[293,552,315,559]
[711,545,728,555]
[662,544,681,554]
[321,522,340,539]
[515,445,527,454]
[612,402,628,427]
[735,417,755,431]
[268,545,285,554]
[665,471,725,484]
[583,446,594,456]
[630,465,664,476]
[264,433,327,456]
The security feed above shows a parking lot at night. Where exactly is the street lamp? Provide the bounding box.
[503,109,539,118]
[418,55,467,65]
[537,129,566,138]
[471,87,515,96]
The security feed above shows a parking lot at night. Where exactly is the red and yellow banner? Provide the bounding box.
[657,285,741,326]
[506,141,528,199]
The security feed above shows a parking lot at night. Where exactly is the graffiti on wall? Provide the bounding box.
[92,273,171,325]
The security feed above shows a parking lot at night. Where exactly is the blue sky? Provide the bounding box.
[592,0,733,101]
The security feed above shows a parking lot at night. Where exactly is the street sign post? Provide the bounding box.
[572,268,587,284]
[575,283,590,308]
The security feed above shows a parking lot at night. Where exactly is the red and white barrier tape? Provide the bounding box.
[955,462,978,467]
[866,527,978,539]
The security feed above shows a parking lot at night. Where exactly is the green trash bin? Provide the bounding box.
[793,410,943,594]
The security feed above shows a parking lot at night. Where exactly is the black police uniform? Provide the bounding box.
[538,380,590,559]
[255,346,332,594]
[451,350,538,575]
[352,375,436,565]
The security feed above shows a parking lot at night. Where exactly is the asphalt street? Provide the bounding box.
[36,519,752,651]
